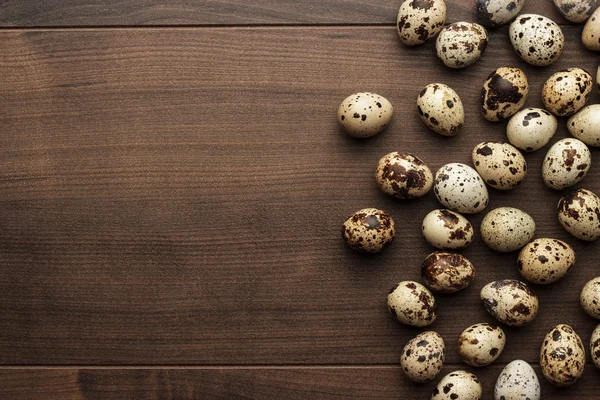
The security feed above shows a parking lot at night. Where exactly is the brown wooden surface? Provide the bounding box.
[0,0,599,398]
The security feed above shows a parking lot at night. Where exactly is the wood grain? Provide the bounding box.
[0,0,563,27]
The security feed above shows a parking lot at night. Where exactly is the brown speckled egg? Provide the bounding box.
[376,152,433,199]
[421,252,475,293]
[568,105,600,146]
[540,324,586,387]
[542,68,593,117]
[458,323,505,367]
[400,331,446,383]
[388,281,437,327]
[481,207,535,252]
[422,209,474,250]
[477,0,524,27]
[495,360,541,400]
[435,22,488,69]
[554,0,596,23]
[591,324,600,369]
[397,0,447,46]
[509,15,564,66]
[432,370,482,400]
[581,277,600,319]
[433,163,489,214]
[557,188,600,241]
[341,208,395,253]
[481,67,529,122]
[481,279,539,327]
[507,108,558,152]
[518,238,576,285]
[582,7,600,50]
[542,138,591,190]
[472,142,527,190]
[337,93,393,138]
[417,83,465,136]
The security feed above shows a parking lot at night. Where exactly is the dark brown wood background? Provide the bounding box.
[0,0,599,398]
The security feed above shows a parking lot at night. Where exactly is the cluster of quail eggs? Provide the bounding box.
[338,0,600,398]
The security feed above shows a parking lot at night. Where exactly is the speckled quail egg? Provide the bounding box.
[495,360,541,400]
[509,15,564,66]
[582,7,600,50]
[432,370,482,400]
[472,142,527,190]
[435,22,488,69]
[542,68,593,117]
[481,67,529,122]
[477,0,524,27]
[507,108,558,152]
[388,281,437,327]
[568,105,600,146]
[400,331,446,383]
[417,83,465,136]
[341,208,395,253]
[481,207,535,252]
[540,324,586,387]
[581,277,600,319]
[481,279,539,327]
[421,252,476,293]
[554,0,596,23]
[591,324,600,369]
[542,138,591,190]
[458,323,505,367]
[433,164,489,214]
[518,238,576,285]
[337,93,393,138]
[422,209,474,250]
[558,188,600,241]
[376,152,433,199]
[397,0,447,46]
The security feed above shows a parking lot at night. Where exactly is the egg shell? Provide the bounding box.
[341,208,395,253]
[542,138,591,190]
[477,0,524,27]
[433,163,489,214]
[557,188,600,241]
[337,93,393,138]
[597,65,600,93]
[421,252,476,293]
[540,324,586,387]
[542,68,593,117]
[582,7,600,50]
[507,108,558,152]
[458,323,506,367]
[591,324,600,369]
[431,370,482,400]
[401,331,446,383]
[580,276,600,319]
[435,22,488,69]
[494,360,541,400]
[481,67,529,122]
[568,104,600,146]
[509,15,564,66]
[472,142,527,190]
[481,207,535,252]
[422,209,474,250]
[481,279,539,327]
[397,0,447,46]
[376,152,433,199]
[388,281,437,327]
[518,238,576,285]
[554,0,596,23]
[417,83,465,136]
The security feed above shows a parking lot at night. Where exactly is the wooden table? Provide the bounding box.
[0,0,598,398]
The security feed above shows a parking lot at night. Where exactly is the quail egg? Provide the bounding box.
[417,83,465,136]
[554,0,596,23]
[568,104,600,146]
[582,7,600,50]
[433,163,489,214]
[422,209,474,250]
[591,324,600,369]
[472,142,527,190]
[397,0,447,46]
[542,138,591,190]
[481,279,539,327]
[401,331,446,382]
[431,370,482,400]
[421,252,476,293]
[581,276,600,319]
[542,68,593,117]
[436,22,488,69]
[507,108,557,152]
[540,324,586,387]
[458,323,506,367]
[509,14,564,66]
[557,188,600,241]
[477,0,524,27]
[337,93,393,138]
[341,208,395,253]
[481,67,529,122]
[376,152,433,199]
[481,207,535,252]
[388,281,437,327]
[518,238,576,284]
[495,360,541,400]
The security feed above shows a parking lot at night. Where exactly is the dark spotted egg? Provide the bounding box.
[554,0,596,23]
[421,252,475,293]
[400,331,445,383]
[582,7,600,50]
[472,142,527,190]
[457,323,505,367]
[397,0,447,46]
[417,83,465,136]
[375,152,433,199]
[433,163,489,214]
[480,207,535,252]
[509,14,564,66]
[518,238,576,285]
[542,68,593,117]
[580,276,600,319]
[477,0,524,27]
[591,324,600,369]
[431,370,482,400]
[422,209,474,250]
[542,138,591,190]
[507,108,558,152]
[557,188,600,241]
[481,67,529,122]
[387,281,437,327]
[436,22,488,69]
[481,279,539,327]
[337,92,393,138]
[341,208,395,253]
[540,324,586,387]
[568,105,600,146]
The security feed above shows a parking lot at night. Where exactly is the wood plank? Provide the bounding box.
[0,366,598,399]
[0,0,563,27]
[0,25,599,366]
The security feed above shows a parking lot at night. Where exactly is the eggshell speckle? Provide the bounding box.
[477,0,524,27]
[542,138,591,190]
[557,188,600,241]
[433,163,489,214]
[431,370,482,400]
[542,68,593,117]
[509,15,564,66]
[376,152,433,199]
[417,83,465,136]
[481,279,539,327]
[337,93,393,138]
[518,238,576,285]
[472,142,527,190]
[341,208,395,253]
[421,252,476,293]
[422,209,474,250]
[507,108,557,152]
[582,7,600,50]
[481,67,529,122]
[436,22,488,69]
[554,0,596,23]
[568,104,600,146]
[388,281,437,327]
[580,276,600,319]
[401,331,446,382]
[540,324,586,387]
[495,360,541,400]
[397,0,447,46]
[458,323,505,367]
[481,207,535,252]
[591,324,600,369]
